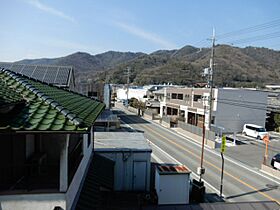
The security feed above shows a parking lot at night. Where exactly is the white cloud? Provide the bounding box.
[26,0,76,23]
[114,21,177,49]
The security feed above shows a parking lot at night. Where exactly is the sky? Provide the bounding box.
[1,0,280,61]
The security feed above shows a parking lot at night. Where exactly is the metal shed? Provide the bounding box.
[94,132,152,192]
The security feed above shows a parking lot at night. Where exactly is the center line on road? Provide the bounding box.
[119,109,280,204]
[143,124,280,205]
[143,116,280,186]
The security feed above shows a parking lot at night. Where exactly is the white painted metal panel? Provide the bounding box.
[155,170,190,205]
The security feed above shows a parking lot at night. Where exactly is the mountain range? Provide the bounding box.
[13,45,280,87]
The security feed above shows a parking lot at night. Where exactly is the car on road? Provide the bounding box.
[271,153,280,170]
[242,124,268,140]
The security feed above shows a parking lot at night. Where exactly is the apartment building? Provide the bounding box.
[155,87,268,133]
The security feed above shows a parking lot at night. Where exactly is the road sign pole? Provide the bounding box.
[220,135,226,198]
[263,134,269,165]
[220,152,224,198]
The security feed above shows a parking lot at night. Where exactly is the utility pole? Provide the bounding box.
[199,105,206,182]
[207,28,215,130]
[126,67,130,107]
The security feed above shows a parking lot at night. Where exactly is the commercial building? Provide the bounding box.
[155,87,268,133]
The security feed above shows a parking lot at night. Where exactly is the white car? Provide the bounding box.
[242,124,268,140]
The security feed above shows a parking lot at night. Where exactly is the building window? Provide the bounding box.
[171,93,177,99]
[167,107,172,115]
[178,94,183,100]
[194,95,202,102]
[170,93,183,100]
[211,116,215,124]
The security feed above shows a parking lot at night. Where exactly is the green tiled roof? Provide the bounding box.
[0,80,25,108]
[0,69,105,132]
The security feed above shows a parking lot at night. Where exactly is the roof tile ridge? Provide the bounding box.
[1,68,84,126]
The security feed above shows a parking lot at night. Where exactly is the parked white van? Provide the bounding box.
[242,124,268,140]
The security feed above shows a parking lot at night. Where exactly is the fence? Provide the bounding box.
[178,121,215,141]
[161,116,171,128]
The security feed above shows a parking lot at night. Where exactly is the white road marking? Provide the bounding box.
[147,139,226,198]
[146,119,280,185]
[151,153,164,163]
[120,116,225,196]
[119,108,280,186]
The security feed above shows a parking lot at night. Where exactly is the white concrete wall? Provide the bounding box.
[66,130,93,210]
[98,151,151,191]
[0,193,66,210]
[215,89,268,133]
[116,88,148,100]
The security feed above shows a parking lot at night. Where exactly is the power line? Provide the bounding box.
[216,18,280,40]
[217,100,280,113]
[218,98,272,106]
[226,31,280,45]
[193,38,210,47]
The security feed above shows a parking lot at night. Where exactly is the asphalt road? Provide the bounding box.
[114,107,280,205]
[220,134,280,169]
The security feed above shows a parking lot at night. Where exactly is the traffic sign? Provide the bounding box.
[263,134,270,143]
[221,135,226,153]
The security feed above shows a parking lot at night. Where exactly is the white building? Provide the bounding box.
[116,86,148,101]
[155,87,268,133]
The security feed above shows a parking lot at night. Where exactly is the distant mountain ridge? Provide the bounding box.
[11,45,280,87]
[16,51,145,73]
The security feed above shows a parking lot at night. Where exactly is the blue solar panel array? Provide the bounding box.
[0,62,73,87]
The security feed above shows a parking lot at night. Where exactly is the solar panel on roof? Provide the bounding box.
[0,63,72,87]
[0,62,13,69]
[32,66,48,81]
[43,66,58,84]
[54,67,70,85]
[21,65,36,76]
[10,64,23,73]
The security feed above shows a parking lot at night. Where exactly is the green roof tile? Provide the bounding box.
[0,69,105,133]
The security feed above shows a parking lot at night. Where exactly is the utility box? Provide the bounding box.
[155,164,191,205]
